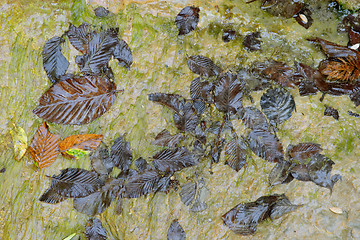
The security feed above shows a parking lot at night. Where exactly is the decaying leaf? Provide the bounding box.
[179,182,197,206]
[73,178,123,216]
[258,0,304,18]
[91,143,113,175]
[308,37,358,58]
[112,39,133,69]
[238,107,269,131]
[238,68,271,91]
[175,6,200,35]
[39,187,68,204]
[33,75,118,125]
[248,129,284,162]
[324,105,339,120]
[214,72,245,114]
[260,88,295,126]
[28,122,61,169]
[222,194,299,235]
[148,93,185,113]
[286,142,322,163]
[222,29,237,42]
[318,56,360,83]
[152,147,198,173]
[85,218,107,240]
[187,55,222,78]
[190,77,213,103]
[134,157,149,172]
[259,60,297,88]
[243,32,261,52]
[110,136,132,171]
[151,129,183,148]
[49,168,104,198]
[10,124,28,161]
[179,179,208,212]
[293,62,319,96]
[63,233,77,240]
[167,220,186,240]
[225,137,248,171]
[42,36,69,83]
[268,160,294,186]
[59,134,102,159]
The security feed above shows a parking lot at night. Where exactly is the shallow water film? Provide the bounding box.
[0,0,359,239]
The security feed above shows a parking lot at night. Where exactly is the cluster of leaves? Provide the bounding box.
[247,0,313,29]
[28,122,102,168]
[222,194,300,235]
[39,135,199,217]
[33,22,132,125]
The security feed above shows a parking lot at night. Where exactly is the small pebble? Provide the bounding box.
[329,207,343,214]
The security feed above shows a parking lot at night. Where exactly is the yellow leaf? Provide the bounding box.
[10,124,28,161]
[63,233,76,240]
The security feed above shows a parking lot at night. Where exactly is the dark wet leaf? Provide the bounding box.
[73,178,123,216]
[33,75,118,125]
[268,160,294,186]
[214,72,245,114]
[0,168,5,173]
[110,136,132,171]
[28,122,61,169]
[238,68,271,91]
[289,164,311,181]
[151,130,183,148]
[134,157,149,172]
[42,36,69,84]
[222,193,298,235]
[187,55,222,78]
[190,77,213,103]
[348,110,360,117]
[308,37,358,58]
[124,169,173,198]
[248,129,284,162]
[39,187,68,204]
[342,13,360,46]
[94,6,109,17]
[49,168,104,198]
[324,105,339,120]
[190,179,208,213]
[238,107,269,131]
[286,142,322,163]
[190,200,208,212]
[173,103,200,132]
[80,28,119,75]
[260,88,295,125]
[318,56,360,83]
[167,220,186,240]
[179,182,197,206]
[222,29,236,42]
[260,0,304,19]
[243,32,261,52]
[85,218,107,240]
[91,143,113,175]
[59,134,102,159]
[152,147,198,173]
[258,60,297,88]
[148,93,185,112]
[175,6,200,35]
[210,138,225,164]
[225,137,248,171]
[293,7,313,29]
[112,39,133,69]
[294,62,319,96]
[66,23,91,54]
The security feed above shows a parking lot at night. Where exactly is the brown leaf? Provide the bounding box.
[308,37,358,58]
[33,75,118,125]
[260,60,297,88]
[59,134,102,159]
[286,142,322,163]
[28,122,61,169]
[319,56,360,83]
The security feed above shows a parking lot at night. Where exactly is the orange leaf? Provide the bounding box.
[28,122,61,169]
[59,134,103,159]
[319,56,360,83]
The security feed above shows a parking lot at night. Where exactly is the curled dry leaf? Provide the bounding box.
[187,55,222,78]
[248,129,284,162]
[28,122,61,169]
[10,124,27,161]
[222,194,299,235]
[33,75,118,125]
[152,147,198,173]
[110,136,132,171]
[224,137,248,171]
[214,72,245,114]
[49,168,104,198]
[260,88,295,126]
[167,220,186,240]
[85,218,107,240]
[175,6,200,35]
[59,134,102,159]
[42,36,69,83]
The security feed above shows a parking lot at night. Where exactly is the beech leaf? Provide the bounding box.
[260,88,295,125]
[33,75,117,125]
[190,77,213,103]
[238,107,269,131]
[167,220,186,240]
[10,124,28,161]
[179,182,197,206]
[66,23,91,54]
[286,142,322,163]
[224,137,248,171]
[49,168,104,198]
[59,134,102,159]
[151,129,183,148]
[42,36,69,83]
[268,160,294,186]
[91,143,113,175]
[28,122,61,169]
[85,218,107,240]
[39,187,68,204]
[187,55,222,78]
[110,136,132,171]
[112,39,133,69]
[175,6,200,35]
[248,129,284,162]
